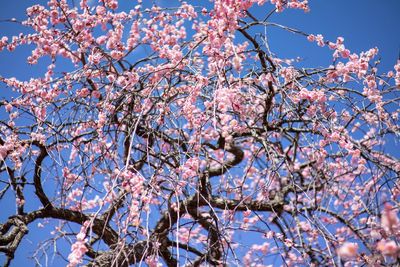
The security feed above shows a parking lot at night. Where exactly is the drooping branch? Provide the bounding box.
[200,138,245,197]
[33,145,51,209]
[187,207,223,265]
[237,27,276,73]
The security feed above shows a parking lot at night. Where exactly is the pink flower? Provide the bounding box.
[77,88,90,97]
[16,198,25,206]
[96,6,106,15]
[307,34,315,42]
[67,222,89,267]
[96,36,107,45]
[76,232,86,241]
[5,103,13,112]
[328,42,337,50]
[34,106,46,121]
[381,203,400,233]
[337,242,358,259]
[316,34,325,47]
[67,240,88,267]
[0,145,10,161]
[341,49,351,58]
[91,90,101,99]
[107,0,118,10]
[377,240,399,257]
[232,55,242,72]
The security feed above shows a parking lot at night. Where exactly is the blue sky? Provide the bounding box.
[264,0,400,70]
[0,1,399,266]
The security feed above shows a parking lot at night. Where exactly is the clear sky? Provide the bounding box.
[0,1,399,266]
[260,0,400,71]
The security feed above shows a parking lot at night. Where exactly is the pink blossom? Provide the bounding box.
[328,42,337,50]
[307,34,316,42]
[67,240,88,267]
[316,34,325,47]
[107,0,118,10]
[370,229,381,239]
[377,240,399,257]
[5,103,13,112]
[337,242,358,259]
[67,222,89,267]
[232,55,242,71]
[91,90,101,98]
[341,49,351,58]
[16,198,25,206]
[381,203,400,233]
[96,6,106,15]
[96,36,107,45]
[77,88,90,97]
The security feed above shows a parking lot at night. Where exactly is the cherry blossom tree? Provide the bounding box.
[0,0,399,266]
